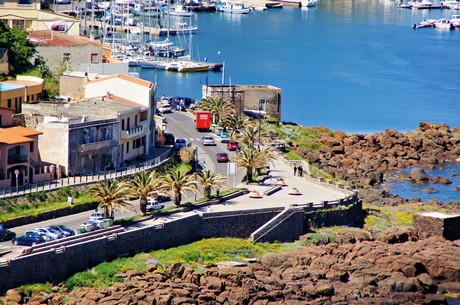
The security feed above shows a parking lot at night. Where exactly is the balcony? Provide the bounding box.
[8,154,28,165]
[120,121,147,140]
[79,139,117,153]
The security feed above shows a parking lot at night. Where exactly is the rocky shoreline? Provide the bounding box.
[2,122,459,304]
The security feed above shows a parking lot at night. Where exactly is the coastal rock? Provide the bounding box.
[410,168,431,183]
[432,176,452,185]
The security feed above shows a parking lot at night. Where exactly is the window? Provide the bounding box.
[258,99,266,112]
[90,53,99,63]
[63,53,70,62]
[30,141,34,153]
[12,20,25,29]
[135,115,138,126]
[17,0,33,5]
[7,99,11,108]
[0,0,5,5]
[126,142,129,153]
[127,118,130,130]
[121,119,125,130]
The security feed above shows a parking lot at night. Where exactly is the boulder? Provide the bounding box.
[410,168,430,183]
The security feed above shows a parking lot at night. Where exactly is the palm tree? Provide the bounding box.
[128,171,168,216]
[234,146,277,183]
[161,168,199,206]
[197,170,226,198]
[198,96,235,125]
[88,179,134,218]
[222,114,253,139]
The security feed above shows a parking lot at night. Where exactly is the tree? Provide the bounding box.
[161,168,199,206]
[198,96,235,125]
[234,146,277,183]
[88,179,134,218]
[197,170,226,198]
[0,21,36,75]
[179,146,195,164]
[222,114,254,139]
[127,171,168,216]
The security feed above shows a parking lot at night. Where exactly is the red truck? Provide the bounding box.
[195,111,212,132]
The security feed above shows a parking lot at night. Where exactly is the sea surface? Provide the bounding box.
[131,0,459,134]
[130,2,459,202]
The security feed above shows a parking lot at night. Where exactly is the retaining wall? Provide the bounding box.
[413,213,460,240]
[250,208,305,243]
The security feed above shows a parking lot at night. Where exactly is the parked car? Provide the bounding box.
[0,228,16,242]
[25,230,54,242]
[219,132,230,143]
[80,221,99,232]
[49,225,75,237]
[88,212,106,221]
[171,96,195,107]
[145,199,165,213]
[154,195,171,202]
[176,102,186,111]
[227,140,239,151]
[36,227,63,239]
[216,152,229,163]
[174,138,189,149]
[12,232,46,246]
[164,132,175,145]
[158,104,172,114]
[202,136,215,146]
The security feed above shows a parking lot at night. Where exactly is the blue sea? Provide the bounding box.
[130,1,459,202]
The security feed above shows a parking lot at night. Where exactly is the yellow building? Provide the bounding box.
[0,0,79,35]
[0,76,44,113]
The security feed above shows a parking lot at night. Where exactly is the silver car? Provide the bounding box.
[202,136,215,146]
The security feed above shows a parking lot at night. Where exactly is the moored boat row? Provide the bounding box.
[412,15,460,28]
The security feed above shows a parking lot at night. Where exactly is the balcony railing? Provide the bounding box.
[7,155,28,165]
[120,121,148,140]
[79,139,117,153]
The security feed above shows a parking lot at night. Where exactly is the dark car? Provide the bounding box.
[164,132,175,145]
[0,228,16,242]
[171,96,195,108]
[12,232,46,246]
[227,141,239,151]
[154,195,171,202]
[49,225,75,237]
[217,152,229,163]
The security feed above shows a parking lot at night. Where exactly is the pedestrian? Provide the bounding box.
[207,206,211,213]
[216,188,220,196]
[293,165,298,176]
[298,165,303,177]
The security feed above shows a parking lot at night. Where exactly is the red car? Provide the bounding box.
[227,141,239,151]
[216,153,229,163]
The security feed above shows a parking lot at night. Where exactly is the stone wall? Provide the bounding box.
[304,200,363,231]
[413,213,460,240]
[0,202,362,293]
[251,208,305,243]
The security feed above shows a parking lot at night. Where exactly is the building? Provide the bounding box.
[29,30,113,72]
[20,94,154,176]
[202,84,282,123]
[0,107,52,188]
[0,75,44,114]
[0,0,79,35]
[84,73,156,152]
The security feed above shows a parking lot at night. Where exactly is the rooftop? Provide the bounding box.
[0,126,42,145]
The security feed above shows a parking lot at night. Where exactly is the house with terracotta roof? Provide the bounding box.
[21,94,153,176]
[0,111,53,188]
[0,75,44,113]
[0,0,79,35]
[29,30,113,72]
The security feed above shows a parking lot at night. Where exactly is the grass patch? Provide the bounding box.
[63,238,293,290]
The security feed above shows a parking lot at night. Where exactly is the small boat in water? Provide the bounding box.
[412,18,437,28]
[451,14,460,27]
[434,18,455,29]
[165,61,210,72]
[301,0,317,7]
[160,3,193,16]
[216,1,251,14]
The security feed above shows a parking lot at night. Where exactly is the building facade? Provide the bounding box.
[0,0,79,35]
[0,75,44,114]
[202,84,282,122]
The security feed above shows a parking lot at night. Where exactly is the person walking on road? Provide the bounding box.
[298,165,304,177]
[293,165,298,176]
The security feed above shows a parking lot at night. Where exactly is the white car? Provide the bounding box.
[88,212,106,221]
[202,136,215,146]
[158,104,172,114]
[145,199,165,213]
[35,227,63,239]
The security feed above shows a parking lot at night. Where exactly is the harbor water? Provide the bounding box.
[130,1,459,203]
[132,0,459,134]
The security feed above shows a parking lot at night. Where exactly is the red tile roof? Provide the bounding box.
[0,126,42,145]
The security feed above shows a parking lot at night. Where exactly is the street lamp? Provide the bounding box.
[14,169,19,193]
[218,51,225,102]
[258,99,265,148]
[194,147,198,201]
